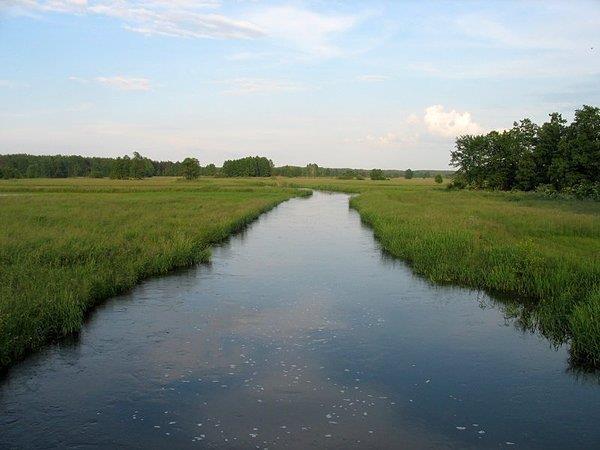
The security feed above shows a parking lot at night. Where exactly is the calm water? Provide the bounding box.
[1,192,599,449]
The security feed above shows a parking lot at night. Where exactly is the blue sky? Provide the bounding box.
[1,0,598,169]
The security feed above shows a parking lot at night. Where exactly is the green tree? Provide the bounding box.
[110,156,131,179]
[203,163,217,176]
[535,113,566,187]
[25,164,40,178]
[181,157,201,180]
[555,105,600,189]
[222,156,272,177]
[130,152,146,179]
[435,174,443,184]
[370,168,385,180]
[404,168,413,179]
[305,163,319,177]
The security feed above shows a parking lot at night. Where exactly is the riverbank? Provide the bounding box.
[0,178,308,369]
[285,178,600,368]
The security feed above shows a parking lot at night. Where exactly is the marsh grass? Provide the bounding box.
[0,179,307,368]
[287,177,600,368]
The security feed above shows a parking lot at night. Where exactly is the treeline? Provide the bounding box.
[0,154,115,179]
[273,165,451,179]
[1,152,453,181]
[0,153,219,180]
[222,156,273,177]
[0,153,183,179]
[450,105,600,199]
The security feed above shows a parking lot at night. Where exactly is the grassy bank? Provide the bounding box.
[0,178,307,369]
[285,177,600,368]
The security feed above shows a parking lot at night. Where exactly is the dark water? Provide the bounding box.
[1,192,599,449]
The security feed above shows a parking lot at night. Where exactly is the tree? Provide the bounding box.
[555,105,600,189]
[110,156,130,179]
[305,163,319,177]
[535,113,566,187]
[222,156,273,177]
[451,134,489,187]
[370,168,385,180]
[181,157,201,180]
[435,174,443,184]
[513,118,539,191]
[203,163,217,176]
[130,152,146,179]
[449,105,599,198]
[404,168,413,179]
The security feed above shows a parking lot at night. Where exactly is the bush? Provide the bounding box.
[446,177,466,190]
[370,169,386,180]
[571,181,600,201]
[434,174,443,184]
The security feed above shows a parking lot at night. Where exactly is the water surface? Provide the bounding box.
[1,192,599,449]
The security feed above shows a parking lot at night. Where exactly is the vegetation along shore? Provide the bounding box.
[0,179,309,369]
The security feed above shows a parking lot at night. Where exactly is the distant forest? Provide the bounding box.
[0,152,450,180]
[450,105,599,199]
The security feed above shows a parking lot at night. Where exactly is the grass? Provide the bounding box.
[1,176,599,369]
[0,178,308,369]
[286,177,600,368]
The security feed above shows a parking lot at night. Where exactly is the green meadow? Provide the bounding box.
[1,176,599,369]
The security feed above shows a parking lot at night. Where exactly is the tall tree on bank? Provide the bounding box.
[450,105,600,199]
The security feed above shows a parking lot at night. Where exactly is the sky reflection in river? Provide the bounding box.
[1,192,599,449]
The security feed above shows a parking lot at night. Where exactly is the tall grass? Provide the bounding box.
[288,177,600,368]
[0,179,307,368]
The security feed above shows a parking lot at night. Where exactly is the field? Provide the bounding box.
[1,176,599,369]
[0,178,308,368]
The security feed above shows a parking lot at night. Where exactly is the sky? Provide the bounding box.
[0,0,599,169]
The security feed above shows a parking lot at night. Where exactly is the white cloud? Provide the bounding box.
[68,76,89,83]
[247,6,358,58]
[6,1,359,56]
[225,52,269,62]
[357,75,389,82]
[69,75,151,90]
[7,1,264,39]
[351,114,422,148]
[218,78,306,95]
[423,105,482,138]
[365,132,402,146]
[353,106,483,146]
[95,76,151,90]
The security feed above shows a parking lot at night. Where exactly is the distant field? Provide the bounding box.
[0,178,307,368]
[1,176,599,369]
